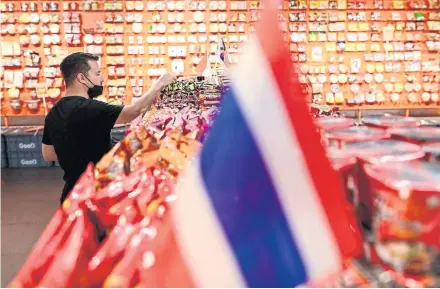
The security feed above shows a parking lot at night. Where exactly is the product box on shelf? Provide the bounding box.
[362,161,440,287]
[388,127,440,145]
[2,127,52,168]
[329,140,425,231]
[326,126,391,149]
[328,149,358,207]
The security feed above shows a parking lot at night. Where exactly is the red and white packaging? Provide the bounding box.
[326,126,391,148]
[362,115,419,129]
[363,161,440,280]
[330,140,425,230]
[328,149,358,206]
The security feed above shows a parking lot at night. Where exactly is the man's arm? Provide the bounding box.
[116,73,176,124]
[42,123,57,161]
[42,144,57,162]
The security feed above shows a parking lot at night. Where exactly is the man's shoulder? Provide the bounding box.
[45,96,89,122]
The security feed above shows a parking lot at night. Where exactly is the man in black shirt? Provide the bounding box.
[42,52,176,204]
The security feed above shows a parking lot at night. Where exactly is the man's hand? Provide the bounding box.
[152,73,177,92]
[116,72,177,124]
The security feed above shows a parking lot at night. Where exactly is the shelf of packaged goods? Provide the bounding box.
[329,105,440,119]
[284,8,440,12]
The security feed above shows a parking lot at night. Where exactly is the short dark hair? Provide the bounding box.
[60,52,99,87]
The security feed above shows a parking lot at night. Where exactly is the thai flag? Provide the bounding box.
[142,6,362,288]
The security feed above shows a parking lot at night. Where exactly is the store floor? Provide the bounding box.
[1,167,63,287]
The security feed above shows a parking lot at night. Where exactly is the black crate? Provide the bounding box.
[7,151,52,168]
[3,127,43,154]
[1,156,7,168]
[1,131,6,168]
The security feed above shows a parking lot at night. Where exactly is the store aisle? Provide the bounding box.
[1,167,63,287]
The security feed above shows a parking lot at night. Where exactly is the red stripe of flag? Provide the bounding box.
[255,5,362,258]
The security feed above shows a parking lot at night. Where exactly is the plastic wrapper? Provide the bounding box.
[423,142,440,164]
[103,219,160,288]
[157,78,203,109]
[9,166,97,288]
[62,164,96,211]
[326,126,391,149]
[389,127,440,145]
[137,170,175,218]
[102,176,177,288]
[94,168,156,231]
[37,205,99,287]
[8,209,66,288]
[95,127,160,191]
[95,150,130,191]
[93,166,147,211]
[166,129,202,158]
[362,115,419,129]
[137,214,194,288]
[363,161,440,281]
[315,116,356,131]
[130,143,188,179]
[87,220,140,287]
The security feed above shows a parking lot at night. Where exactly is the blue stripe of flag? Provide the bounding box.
[200,89,309,287]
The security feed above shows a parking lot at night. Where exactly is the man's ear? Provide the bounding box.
[76,73,86,85]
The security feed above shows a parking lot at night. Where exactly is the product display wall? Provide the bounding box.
[1,0,440,118]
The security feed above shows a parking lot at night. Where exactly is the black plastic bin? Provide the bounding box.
[2,127,53,168]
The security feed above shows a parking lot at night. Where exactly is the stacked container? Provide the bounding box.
[3,127,53,168]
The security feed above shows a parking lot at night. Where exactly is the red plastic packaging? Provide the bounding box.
[62,164,96,211]
[93,167,156,231]
[93,166,149,211]
[96,198,143,232]
[328,149,358,206]
[87,221,139,287]
[137,214,195,288]
[8,209,66,288]
[9,165,97,288]
[38,205,99,287]
[103,219,158,288]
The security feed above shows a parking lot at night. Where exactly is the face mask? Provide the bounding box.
[81,75,103,99]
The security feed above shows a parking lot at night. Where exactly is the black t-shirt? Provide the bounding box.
[42,96,124,204]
